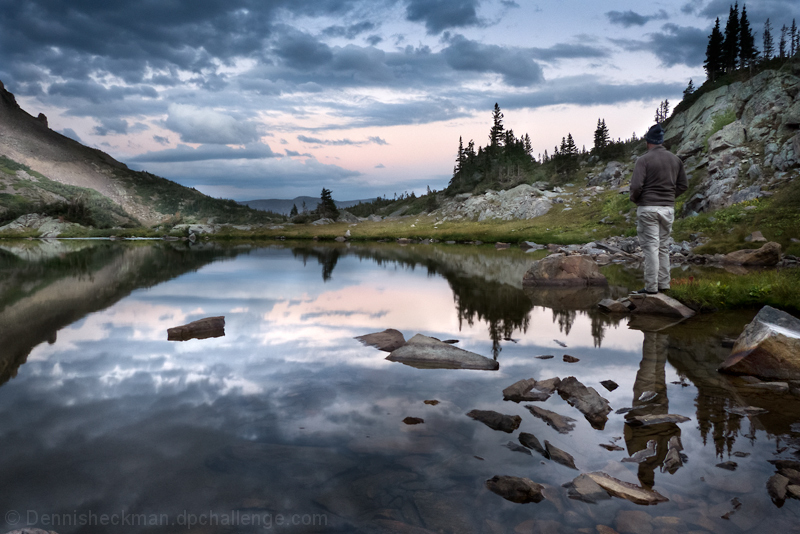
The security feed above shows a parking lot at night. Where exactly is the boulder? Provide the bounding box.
[598,298,633,313]
[723,241,782,266]
[719,306,800,380]
[556,376,612,430]
[518,432,547,456]
[485,475,545,504]
[337,210,359,223]
[402,417,424,425]
[466,409,521,433]
[525,405,576,434]
[355,329,406,352]
[744,231,767,243]
[167,316,225,341]
[503,378,557,402]
[768,473,789,505]
[585,472,669,505]
[627,293,696,318]
[387,334,499,370]
[522,255,608,287]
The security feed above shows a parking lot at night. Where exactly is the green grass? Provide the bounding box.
[668,269,800,313]
[703,108,737,152]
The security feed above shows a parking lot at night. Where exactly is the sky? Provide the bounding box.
[2,0,799,201]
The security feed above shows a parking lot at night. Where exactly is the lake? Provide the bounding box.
[1,239,799,534]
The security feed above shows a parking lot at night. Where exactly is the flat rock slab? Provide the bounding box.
[627,293,696,318]
[525,405,576,434]
[564,474,611,503]
[625,414,691,426]
[523,255,608,287]
[598,298,633,313]
[466,409,521,433]
[519,432,547,457]
[503,377,560,402]
[485,475,545,504]
[355,328,406,352]
[387,334,499,370]
[585,472,669,505]
[556,376,612,430]
[723,241,781,266]
[719,305,800,380]
[167,316,225,341]
[544,440,577,469]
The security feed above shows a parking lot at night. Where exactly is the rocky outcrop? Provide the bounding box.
[0,214,81,237]
[433,184,552,221]
[522,255,608,287]
[719,306,800,380]
[665,68,800,215]
[387,334,499,370]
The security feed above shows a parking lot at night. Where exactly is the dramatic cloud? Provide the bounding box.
[130,143,278,163]
[94,118,130,136]
[322,21,377,39]
[405,0,483,34]
[297,135,388,146]
[442,35,544,86]
[529,43,610,62]
[613,24,707,67]
[698,0,800,24]
[164,104,262,145]
[605,10,668,27]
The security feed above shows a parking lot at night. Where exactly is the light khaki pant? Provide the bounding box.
[636,206,674,293]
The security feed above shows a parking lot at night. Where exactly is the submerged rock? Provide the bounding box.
[355,328,406,352]
[556,376,612,430]
[564,473,611,503]
[768,473,790,505]
[719,306,800,380]
[525,405,576,434]
[466,409,522,433]
[402,417,424,425]
[522,255,608,287]
[625,414,691,426]
[485,475,545,504]
[544,440,577,469]
[505,441,532,455]
[167,316,225,341]
[519,432,547,457]
[585,472,669,505]
[387,334,499,370]
[563,355,580,363]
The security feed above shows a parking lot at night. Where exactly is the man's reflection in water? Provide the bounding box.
[624,331,682,489]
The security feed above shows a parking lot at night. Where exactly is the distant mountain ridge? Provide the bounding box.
[239,196,376,215]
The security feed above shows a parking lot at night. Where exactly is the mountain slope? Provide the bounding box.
[0,80,278,227]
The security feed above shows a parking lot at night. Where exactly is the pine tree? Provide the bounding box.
[721,3,740,72]
[704,18,725,81]
[523,134,532,156]
[455,136,465,174]
[290,204,298,217]
[792,19,798,57]
[317,188,339,220]
[683,79,696,98]
[780,25,788,58]
[593,118,610,153]
[654,100,670,123]
[739,6,757,69]
[489,103,504,148]
[763,19,774,61]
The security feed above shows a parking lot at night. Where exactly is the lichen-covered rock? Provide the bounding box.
[719,306,800,380]
[523,255,608,287]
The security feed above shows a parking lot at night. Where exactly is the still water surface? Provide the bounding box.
[1,240,799,533]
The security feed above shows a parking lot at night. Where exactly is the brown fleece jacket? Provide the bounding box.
[629,145,688,206]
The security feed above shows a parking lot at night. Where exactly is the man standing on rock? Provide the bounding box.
[629,124,688,294]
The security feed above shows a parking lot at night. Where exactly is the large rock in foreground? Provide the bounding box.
[719,306,800,380]
[523,255,608,287]
[627,293,696,318]
[723,241,782,266]
[556,376,612,430]
[387,334,499,370]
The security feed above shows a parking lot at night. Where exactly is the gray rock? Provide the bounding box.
[544,440,577,469]
[505,441,532,455]
[585,472,669,505]
[556,376,612,430]
[768,473,789,504]
[387,334,499,370]
[485,475,545,503]
[525,405,576,434]
[466,409,521,433]
[719,306,800,380]
[723,241,781,266]
[622,440,657,463]
[503,378,558,402]
[355,328,406,352]
[627,293,696,318]
[744,230,767,242]
[598,298,632,313]
[600,380,619,391]
[311,218,334,225]
[625,414,691,426]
